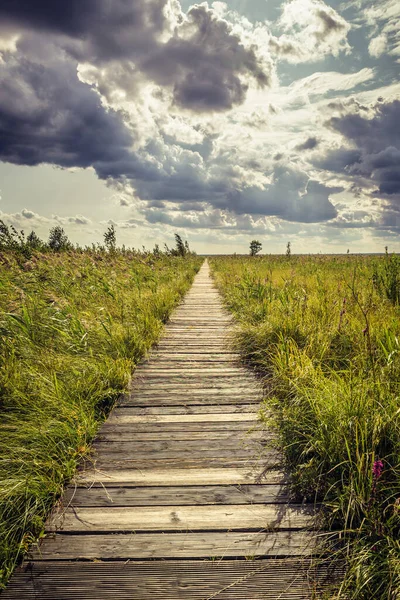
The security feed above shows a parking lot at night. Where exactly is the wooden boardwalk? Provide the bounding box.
[3,261,331,599]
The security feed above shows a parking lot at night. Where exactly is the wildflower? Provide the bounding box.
[372,459,384,480]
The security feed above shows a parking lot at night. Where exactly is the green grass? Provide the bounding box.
[0,248,202,588]
[209,255,400,600]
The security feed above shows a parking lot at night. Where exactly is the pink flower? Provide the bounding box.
[372,460,384,480]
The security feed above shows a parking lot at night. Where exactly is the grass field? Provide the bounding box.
[210,254,400,599]
[0,249,202,588]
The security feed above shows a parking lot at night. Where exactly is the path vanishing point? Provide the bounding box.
[4,260,334,599]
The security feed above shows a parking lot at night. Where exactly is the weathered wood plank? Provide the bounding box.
[139,360,242,368]
[100,422,263,432]
[76,467,285,486]
[96,430,270,442]
[93,439,268,452]
[47,504,316,532]
[135,368,252,376]
[126,387,262,397]
[91,448,279,463]
[63,484,290,506]
[105,413,258,423]
[131,385,261,394]
[120,396,261,406]
[88,457,280,471]
[145,353,240,359]
[31,531,316,560]
[110,405,258,415]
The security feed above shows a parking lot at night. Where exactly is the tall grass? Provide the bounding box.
[0,249,202,588]
[210,255,400,599]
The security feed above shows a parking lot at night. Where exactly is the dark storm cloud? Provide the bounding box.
[0,0,99,35]
[134,157,339,224]
[160,165,339,223]
[140,4,270,111]
[315,148,361,172]
[329,101,400,155]
[319,100,400,197]
[0,0,168,59]
[0,52,155,180]
[223,175,338,223]
[1,1,270,112]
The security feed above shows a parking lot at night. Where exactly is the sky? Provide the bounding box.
[0,0,399,254]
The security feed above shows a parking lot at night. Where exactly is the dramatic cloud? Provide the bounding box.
[1,0,271,112]
[224,166,339,222]
[324,100,400,196]
[0,0,169,54]
[0,0,399,251]
[0,48,141,177]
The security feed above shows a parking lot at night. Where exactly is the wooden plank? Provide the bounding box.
[155,343,232,349]
[100,422,264,432]
[63,484,290,507]
[76,467,285,486]
[92,443,277,458]
[124,389,260,397]
[136,368,252,376]
[149,345,233,350]
[110,405,258,415]
[47,504,316,532]
[3,559,340,600]
[93,437,271,450]
[105,413,258,424]
[88,458,279,471]
[126,388,262,398]
[146,353,240,359]
[93,439,268,452]
[31,531,316,560]
[131,385,260,393]
[120,396,261,407]
[96,430,270,442]
[140,360,241,368]
[91,448,278,463]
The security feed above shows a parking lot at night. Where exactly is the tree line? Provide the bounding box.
[0,221,194,258]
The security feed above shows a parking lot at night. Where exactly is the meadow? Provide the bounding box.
[210,254,400,600]
[0,247,202,587]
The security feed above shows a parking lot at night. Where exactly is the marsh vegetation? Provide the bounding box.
[210,254,400,599]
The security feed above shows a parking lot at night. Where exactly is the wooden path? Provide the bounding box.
[3,261,332,599]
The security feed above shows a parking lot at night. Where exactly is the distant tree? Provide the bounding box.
[27,230,43,249]
[249,240,262,256]
[0,220,15,250]
[153,243,160,256]
[286,241,291,258]
[0,220,31,257]
[104,224,116,252]
[48,226,70,251]
[175,233,186,257]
